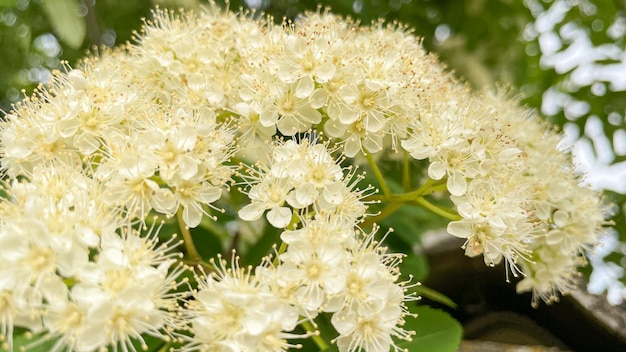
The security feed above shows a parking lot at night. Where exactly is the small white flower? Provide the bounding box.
[279,242,348,312]
[170,177,223,228]
[332,302,405,352]
[239,177,294,228]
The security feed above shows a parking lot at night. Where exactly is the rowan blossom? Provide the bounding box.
[277,217,352,313]
[238,137,372,228]
[326,228,417,352]
[182,256,303,352]
[0,165,184,352]
[0,3,610,351]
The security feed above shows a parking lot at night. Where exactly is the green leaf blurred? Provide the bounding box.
[11,333,56,352]
[399,251,430,283]
[0,0,17,8]
[190,224,225,260]
[39,0,86,49]
[240,223,281,266]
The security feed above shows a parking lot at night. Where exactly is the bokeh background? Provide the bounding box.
[1,0,625,304]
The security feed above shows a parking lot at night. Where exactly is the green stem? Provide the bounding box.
[157,342,172,352]
[361,201,405,228]
[394,178,435,202]
[413,197,461,221]
[301,320,329,350]
[363,177,446,203]
[273,241,288,267]
[364,150,392,199]
[272,215,301,266]
[394,177,450,202]
[277,241,288,255]
[177,208,202,263]
[413,285,458,309]
[430,183,449,193]
[402,150,411,192]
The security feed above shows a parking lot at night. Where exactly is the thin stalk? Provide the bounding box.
[177,209,202,263]
[272,215,300,266]
[364,178,447,203]
[413,177,440,195]
[301,320,329,350]
[402,150,411,192]
[273,241,288,267]
[397,177,451,201]
[393,178,435,202]
[430,183,449,193]
[413,197,461,221]
[364,150,392,199]
[361,201,405,228]
[157,343,172,352]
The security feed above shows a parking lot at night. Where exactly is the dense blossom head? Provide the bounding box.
[478,91,608,301]
[0,2,609,351]
[0,167,185,351]
[328,228,418,352]
[238,136,375,228]
[182,255,304,352]
[400,86,607,297]
[1,55,237,228]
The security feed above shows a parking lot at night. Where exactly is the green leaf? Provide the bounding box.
[399,252,430,282]
[240,224,281,266]
[0,0,18,8]
[39,0,86,49]
[131,333,167,352]
[190,224,225,260]
[414,284,458,309]
[399,306,463,352]
[11,333,57,352]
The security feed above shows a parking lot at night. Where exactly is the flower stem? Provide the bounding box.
[363,178,445,203]
[413,197,461,221]
[156,342,172,352]
[402,150,411,192]
[177,208,202,263]
[301,320,329,350]
[364,150,392,199]
[361,201,405,228]
[392,177,448,202]
[272,241,288,267]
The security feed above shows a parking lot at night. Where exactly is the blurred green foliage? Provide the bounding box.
[0,0,151,110]
[2,0,625,292]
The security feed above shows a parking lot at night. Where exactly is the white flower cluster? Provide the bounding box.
[277,218,416,352]
[184,231,416,352]
[128,7,453,158]
[184,138,415,352]
[401,100,532,268]
[402,90,608,303]
[238,137,371,228]
[0,166,184,352]
[0,2,609,351]
[493,95,607,306]
[1,61,235,228]
[182,256,303,352]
